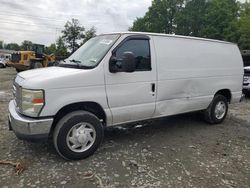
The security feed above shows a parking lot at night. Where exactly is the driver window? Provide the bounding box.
[115,39,151,71]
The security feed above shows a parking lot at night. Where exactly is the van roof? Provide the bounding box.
[101,31,235,45]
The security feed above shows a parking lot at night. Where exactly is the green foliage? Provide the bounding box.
[44,37,69,58]
[129,17,148,32]
[4,43,20,51]
[55,37,68,58]
[62,18,85,53]
[45,43,57,55]
[2,19,96,56]
[175,0,207,37]
[82,27,97,44]
[238,2,250,49]
[130,0,250,49]
[20,40,33,51]
[130,0,184,33]
[202,0,239,40]
[0,41,3,49]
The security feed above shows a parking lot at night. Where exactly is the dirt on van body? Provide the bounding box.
[0,67,250,188]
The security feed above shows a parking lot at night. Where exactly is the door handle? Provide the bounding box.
[151,83,155,93]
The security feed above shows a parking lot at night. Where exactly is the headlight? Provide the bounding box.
[21,89,44,117]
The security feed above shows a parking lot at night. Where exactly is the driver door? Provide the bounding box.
[104,35,157,125]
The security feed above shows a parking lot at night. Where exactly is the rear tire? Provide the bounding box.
[0,64,5,68]
[53,111,104,160]
[204,95,228,124]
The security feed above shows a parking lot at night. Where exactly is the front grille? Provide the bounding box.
[13,82,22,112]
[244,69,250,74]
[243,76,249,82]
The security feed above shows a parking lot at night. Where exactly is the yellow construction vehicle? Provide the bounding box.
[7,44,55,72]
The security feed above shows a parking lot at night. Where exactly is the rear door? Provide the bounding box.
[105,35,157,125]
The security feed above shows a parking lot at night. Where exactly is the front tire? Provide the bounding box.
[204,95,228,124]
[53,111,104,160]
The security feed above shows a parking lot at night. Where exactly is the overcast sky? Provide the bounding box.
[0,0,151,45]
[0,0,247,46]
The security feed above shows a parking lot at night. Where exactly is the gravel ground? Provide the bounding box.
[0,67,250,188]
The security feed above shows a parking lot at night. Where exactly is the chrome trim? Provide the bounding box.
[13,82,22,112]
[8,100,53,137]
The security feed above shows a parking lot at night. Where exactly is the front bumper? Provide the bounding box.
[243,83,250,90]
[8,100,53,142]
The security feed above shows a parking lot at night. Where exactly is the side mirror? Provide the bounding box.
[109,56,120,73]
[122,52,136,73]
[109,51,136,73]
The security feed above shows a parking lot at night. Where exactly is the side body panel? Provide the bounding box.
[153,36,243,117]
[27,66,113,125]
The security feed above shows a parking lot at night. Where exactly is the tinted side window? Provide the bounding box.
[116,39,151,71]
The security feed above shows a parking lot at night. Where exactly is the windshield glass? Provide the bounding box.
[64,34,120,68]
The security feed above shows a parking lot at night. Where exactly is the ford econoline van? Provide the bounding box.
[8,32,244,160]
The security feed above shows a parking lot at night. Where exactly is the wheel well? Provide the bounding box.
[215,89,231,103]
[50,102,106,134]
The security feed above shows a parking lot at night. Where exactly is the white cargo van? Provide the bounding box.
[8,32,243,160]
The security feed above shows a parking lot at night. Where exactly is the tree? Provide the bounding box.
[55,36,68,58]
[62,18,85,53]
[238,2,250,49]
[129,0,249,49]
[0,41,3,49]
[44,37,69,58]
[21,40,33,50]
[82,27,96,44]
[4,43,20,51]
[45,43,57,55]
[175,0,207,37]
[130,0,184,33]
[129,17,148,32]
[202,0,239,40]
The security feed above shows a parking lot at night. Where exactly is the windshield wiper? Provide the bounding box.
[60,59,94,69]
[69,59,81,64]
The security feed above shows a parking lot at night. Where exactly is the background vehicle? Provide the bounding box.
[0,58,6,68]
[7,43,55,72]
[243,66,250,95]
[241,50,250,67]
[241,50,250,95]
[8,32,243,160]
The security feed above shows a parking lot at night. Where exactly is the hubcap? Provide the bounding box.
[66,122,96,152]
[214,101,226,120]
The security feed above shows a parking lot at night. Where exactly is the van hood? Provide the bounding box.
[15,66,103,89]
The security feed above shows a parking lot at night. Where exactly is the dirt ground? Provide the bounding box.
[0,67,249,188]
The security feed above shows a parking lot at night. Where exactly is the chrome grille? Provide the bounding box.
[243,76,249,82]
[13,82,22,112]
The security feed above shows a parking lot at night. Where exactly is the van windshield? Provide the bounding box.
[62,34,120,69]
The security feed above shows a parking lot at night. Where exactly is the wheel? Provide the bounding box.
[204,95,228,124]
[53,111,104,160]
[0,63,5,68]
